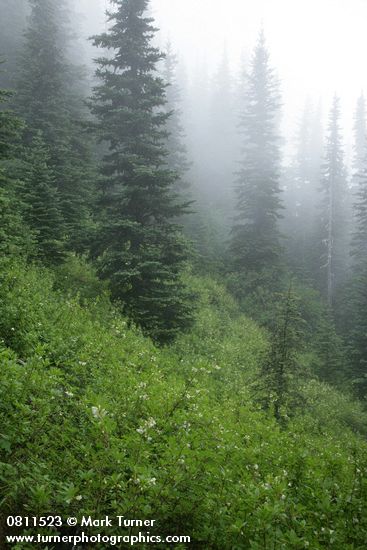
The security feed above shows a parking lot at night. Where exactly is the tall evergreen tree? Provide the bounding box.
[230,30,283,290]
[208,48,237,203]
[184,57,229,268]
[0,0,28,89]
[186,57,210,202]
[319,96,348,306]
[256,284,305,424]
[14,0,94,251]
[0,88,20,159]
[283,100,323,281]
[0,87,31,256]
[162,42,190,196]
[313,307,346,385]
[352,93,367,188]
[347,115,367,399]
[203,48,237,248]
[90,0,193,343]
[22,133,66,265]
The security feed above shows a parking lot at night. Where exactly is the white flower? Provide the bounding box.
[137,417,156,436]
[146,417,156,429]
[75,495,82,501]
[92,406,108,420]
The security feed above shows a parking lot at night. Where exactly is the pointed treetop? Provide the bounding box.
[258,24,266,47]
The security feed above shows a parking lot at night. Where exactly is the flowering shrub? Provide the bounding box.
[0,260,366,548]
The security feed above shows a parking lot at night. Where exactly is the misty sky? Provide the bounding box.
[80,0,367,159]
[153,0,367,154]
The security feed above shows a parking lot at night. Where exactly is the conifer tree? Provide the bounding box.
[319,96,348,306]
[230,30,283,290]
[284,100,323,281]
[343,93,367,281]
[208,48,237,207]
[0,88,20,159]
[347,116,367,399]
[183,57,227,267]
[348,268,367,399]
[314,308,346,385]
[22,133,65,265]
[256,284,304,424]
[186,58,210,203]
[15,0,71,150]
[14,0,94,252]
[0,87,31,256]
[352,93,367,188]
[90,0,193,343]
[0,0,28,89]
[162,42,190,196]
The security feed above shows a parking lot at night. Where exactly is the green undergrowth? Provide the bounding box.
[0,258,367,549]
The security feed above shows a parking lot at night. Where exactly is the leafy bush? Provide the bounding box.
[0,260,367,548]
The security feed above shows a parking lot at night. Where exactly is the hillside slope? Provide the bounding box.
[0,259,367,549]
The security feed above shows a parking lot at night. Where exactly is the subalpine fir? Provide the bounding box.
[90,0,193,343]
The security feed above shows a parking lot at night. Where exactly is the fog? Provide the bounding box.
[74,0,367,158]
[152,0,367,142]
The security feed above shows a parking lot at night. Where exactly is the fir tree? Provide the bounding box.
[283,100,323,281]
[22,133,65,265]
[314,307,345,385]
[0,87,20,159]
[15,0,71,150]
[230,30,283,290]
[0,0,28,89]
[90,0,193,343]
[347,115,367,399]
[14,0,94,251]
[208,48,237,206]
[162,42,190,195]
[256,284,304,424]
[182,57,226,268]
[352,159,367,265]
[0,87,31,256]
[347,267,367,399]
[352,93,367,188]
[319,96,348,306]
